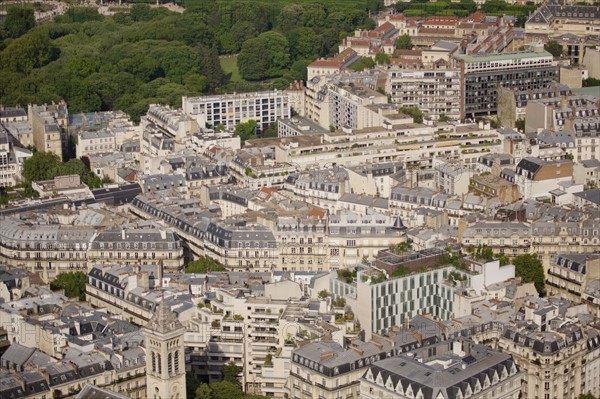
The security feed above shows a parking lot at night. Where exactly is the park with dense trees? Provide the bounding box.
[0,0,381,122]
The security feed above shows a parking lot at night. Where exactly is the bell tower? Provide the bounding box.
[144,299,186,399]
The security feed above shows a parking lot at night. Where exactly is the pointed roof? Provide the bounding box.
[144,299,183,335]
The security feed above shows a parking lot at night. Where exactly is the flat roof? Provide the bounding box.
[456,50,553,63]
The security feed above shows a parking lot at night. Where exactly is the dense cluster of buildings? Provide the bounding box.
[0,1,599,399]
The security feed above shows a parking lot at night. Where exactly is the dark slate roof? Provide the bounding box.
[573,189,600,206]
[76,384,129,399]
[516,157,543,175]
[0,109,26,119]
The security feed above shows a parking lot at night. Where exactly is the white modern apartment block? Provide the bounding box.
[182,91,291,132]
[354,264,459,340]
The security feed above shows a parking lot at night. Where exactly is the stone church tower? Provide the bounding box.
[144,300,186,399]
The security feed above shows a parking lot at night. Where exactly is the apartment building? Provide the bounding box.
[497,83,571,128]
[182,91,291,132]
[327,82,388,130]
[584,280,600,318]
[568,118,600,162]
[573,188,600,208]
[469,174,521,203]
[76,130,116,159]
[524,93,599,132]
[88,225,184,272]
[546,253,600,303]
[190,285,341,398]
[326,210,405,269]
[86,265,195,326]
[288,339,391,399]
[0,107,27,124]
[459,215,600,267]
[328,249,456,340]
[512,156,573,199]
[338,24,397,58]
[0,126,31,187]
[0,293,148,399]
[287,315,445,399]
[344,162,405,199]
[306,48,361,81]
[139,104,200,174]
[276,216,328,272]
[433,157,473,196]
[28,102,68,159]
[573,159,600,188]
[525,2,600,38]
[498,298,600,399]
[3,120,33,149]
[299,73,403,131]
[0,218,95,282]
[278,117,328,138]
[359,341,521,399]
[0,128,13,187]
[455,50,558,119]
[385,66,462,120]
[0,217,184,281]
[244,121,502,170]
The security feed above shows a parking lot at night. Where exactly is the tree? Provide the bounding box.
[318,289,330,299]
[222,362,242,385]
[583,77,600,87]
[474,246,494,261]
[350,57,375,71]
[544,41,563,58]
[333,296,346,307]
[211,381,243,399]
[234,120,258,144]
[194,383,214,399]
[4,6,35,38]
[262,126,278,138]
[238,31,290,80]
[512,254,545,295]
[399,107,424,124]
[185,257,225,273]
[375,51,391,65]
[229,21,258,52]
[287,27,322,61]
[22,152,63,181]
[495,253,510,266]
[272,77,290,90]
[284,59,312,82]
[198,46,223,92]
[390,241,411,254]
[366,0,385,12]
[186,372,202,399]
[50,272,87,300]
[1,29,57,74]
[515,118,525,131]
[577,394,598,399]
[184,73,208,93]
[395,34,413,50]
[392,265,411,277]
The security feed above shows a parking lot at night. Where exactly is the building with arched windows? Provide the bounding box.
[143,299,186,399]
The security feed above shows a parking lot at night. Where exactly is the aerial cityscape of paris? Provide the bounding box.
[0,0,598,398]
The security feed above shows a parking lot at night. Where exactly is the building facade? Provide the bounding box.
[456,50,558,119]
